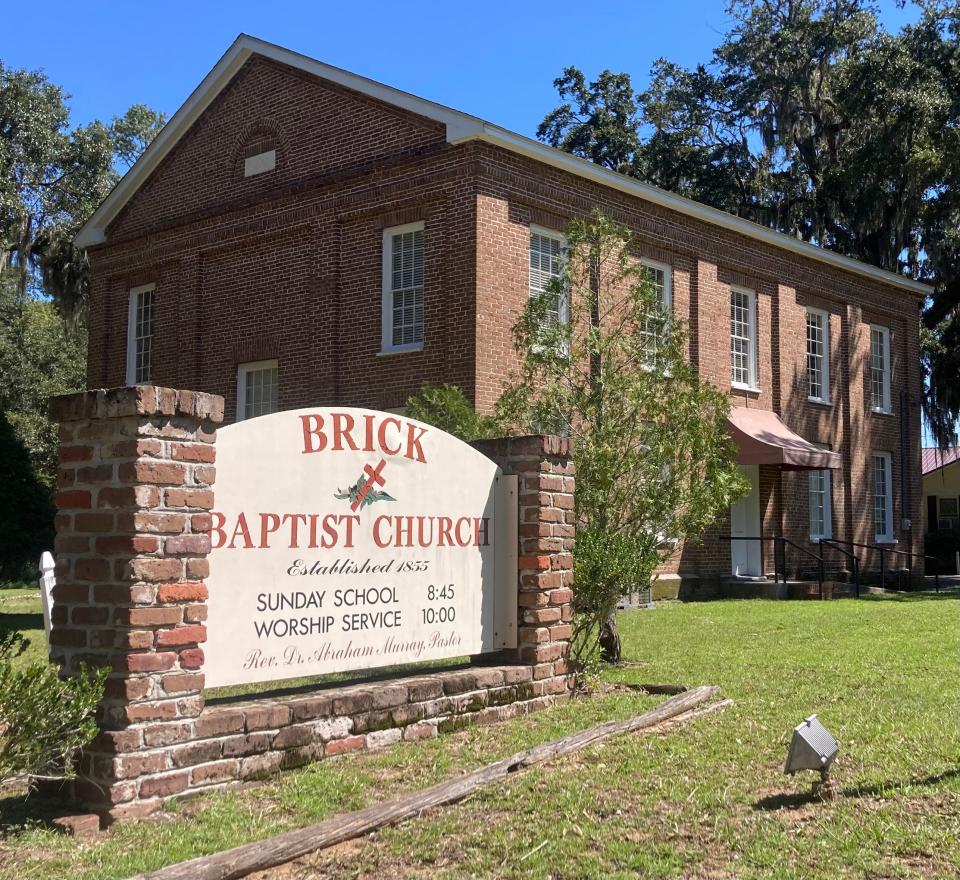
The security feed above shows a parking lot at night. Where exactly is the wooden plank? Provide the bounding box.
[129,686,720,880]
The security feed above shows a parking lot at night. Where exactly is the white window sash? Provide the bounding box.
[806,308,830,403]
[381,222,425,354]
[808,469,832,540]
[872,452,894,541]
[730,287,757,389]
[529,225,568,328]
[870,325,891,413]
[640,259,672,362]
[126,283,155,385]
[640,259,672,314]
[236,359,279,421]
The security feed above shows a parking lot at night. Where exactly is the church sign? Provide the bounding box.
[204,408,518,688]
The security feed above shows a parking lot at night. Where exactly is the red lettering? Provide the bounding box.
[377,417,403,456]
[341,514,359,548]
[321,514,339,549]
[405,423,428,463]
[395,515,413,547]
[373,515,391,548]
[363,414,376,452]
[228,512,253,549]
[438,516,454,547]
[259,513,281,548]
[209,511,226,549]
[307,513,319,549]
[416,515,433,547]
[332,413,359,451]
[300,414,326,453]
[475,517,490,547]
[282,513,307,548]
[455,517,472,546]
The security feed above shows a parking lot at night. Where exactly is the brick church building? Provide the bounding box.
[75,35,930,594]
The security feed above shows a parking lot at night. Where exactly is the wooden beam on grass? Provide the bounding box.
[130,685,721,880]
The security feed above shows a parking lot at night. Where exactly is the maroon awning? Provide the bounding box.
[727,407,841,470]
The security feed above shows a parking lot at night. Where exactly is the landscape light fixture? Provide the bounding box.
[784,714,838,799]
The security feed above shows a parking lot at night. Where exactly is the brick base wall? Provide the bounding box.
[86,664,568,820]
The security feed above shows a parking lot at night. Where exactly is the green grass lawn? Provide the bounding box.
[0,585,46,668]
[0,594,957,879]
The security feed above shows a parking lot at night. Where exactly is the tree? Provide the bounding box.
[0,275,86,487]
[0,61,165,318]
[502,213,748,662]
[537,67,643,177]
[537,1,960,441]
[0,275,86,577]
[405,384,505,441]
[0,63,164,574]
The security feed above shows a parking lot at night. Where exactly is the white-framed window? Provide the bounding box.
[126,283,155,385]
[938,497,959,530]
[808,469,833,540]
[870,325,891,413]
[237,359,278,421]
[529,226,568,329]
[806,309,830,402]
[872,452,894,541]
[639,259,672,363]
[381,222,424,353]
[730,287,757,389]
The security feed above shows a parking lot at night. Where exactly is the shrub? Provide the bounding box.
[0,632,107,786]
[504,212,747,662]
[571,527,656,667]
[405,384,505,441]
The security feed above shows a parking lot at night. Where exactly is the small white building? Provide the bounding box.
[923,448,960,531]
[922,447,960,576]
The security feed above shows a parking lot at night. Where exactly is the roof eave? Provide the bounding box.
[451,123,931,297]
[75,37,257,249]
[74,35,933,298]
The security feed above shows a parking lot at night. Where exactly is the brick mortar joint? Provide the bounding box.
[50,386,225,425]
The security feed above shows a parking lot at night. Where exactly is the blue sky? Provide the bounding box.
[0,1,919,137]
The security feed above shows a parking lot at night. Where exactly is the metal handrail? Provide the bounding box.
[722,536,828,597]
[714,535,941,597]
[819,539,861,598]
[776,537,825,599]
[825,539,940,593]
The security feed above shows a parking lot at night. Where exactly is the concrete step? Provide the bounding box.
[786,580,854,600]
[720,579,854,600]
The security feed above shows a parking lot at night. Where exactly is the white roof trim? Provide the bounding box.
[75,34,931,296]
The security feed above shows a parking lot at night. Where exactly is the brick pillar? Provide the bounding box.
[472,436,575,685]
[48,386,223,821]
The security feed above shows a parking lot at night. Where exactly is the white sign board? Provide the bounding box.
[204,408,517,688]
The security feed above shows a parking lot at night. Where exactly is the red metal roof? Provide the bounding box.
[922,447,960,475]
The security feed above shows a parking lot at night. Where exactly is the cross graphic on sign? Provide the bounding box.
[351,459,387,512]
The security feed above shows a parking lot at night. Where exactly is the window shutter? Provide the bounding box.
[928,495,938,531]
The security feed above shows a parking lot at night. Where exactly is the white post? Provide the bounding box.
[38,551,55,644]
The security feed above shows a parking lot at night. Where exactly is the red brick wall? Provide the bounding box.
[470,143,923,582]
[106,56,447,244]
[85,63,924,585]
[87,59,480,416]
